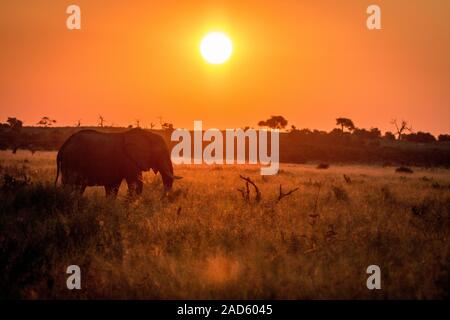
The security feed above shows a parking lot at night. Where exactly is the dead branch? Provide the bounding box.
[239,175,261,202]
[343,174,351,184]
[246,181,250,199]
[391,118,412,140]
[277,184,299,202]
[237,183,249,201]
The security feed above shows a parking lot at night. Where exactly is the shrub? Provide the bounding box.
[395,166,414,174]
[1,173,30,191]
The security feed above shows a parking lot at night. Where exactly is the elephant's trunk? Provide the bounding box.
[159,157,182,191]
[159,157,175,191]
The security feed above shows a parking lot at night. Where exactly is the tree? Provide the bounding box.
[369,127,381,139]
[384,131,396,141]
[336,118,355,132]
[329,128,345,136]
[391,119,412,140]
[161,122,173,130]
[135,119,141,128]
[157,116,164,129]
[258,115,288,130]
[98,115,105,127]
[6,117,23,131]
[161,122,174,131]
[352,127,381,140]
[403,132,436,143]
[37,116,56,127]
[299,128,312,135]
[438,134,450,142]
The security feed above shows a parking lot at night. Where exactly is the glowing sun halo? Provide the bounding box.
[200,32,233,64]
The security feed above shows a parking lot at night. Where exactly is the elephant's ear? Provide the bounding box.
[123,130,154,171]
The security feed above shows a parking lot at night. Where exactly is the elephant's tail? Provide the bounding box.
[55,152,61,187]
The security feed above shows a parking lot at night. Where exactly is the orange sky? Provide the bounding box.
[0,0,449,134]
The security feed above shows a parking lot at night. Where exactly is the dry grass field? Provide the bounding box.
[0,150,449,299]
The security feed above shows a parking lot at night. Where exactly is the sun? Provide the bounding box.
[200,32,233,64]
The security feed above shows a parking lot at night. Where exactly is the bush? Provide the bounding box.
[438,134,450,142]
[317,163,329,169]
[1,173,30,191]
[395,166,414,174]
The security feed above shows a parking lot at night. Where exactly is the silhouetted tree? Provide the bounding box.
[352,127,380,140]
[403,132,436,143]
[370,128,381,139]
[300,128,312,134]
[258,116,288,130]
[37,116,56,127]
[391,119,412,140]
[98,115,105,127]
[6,117,23,131]
[161,122,174,131]
[135,119,141,128]
[313,129,327,135]
[329,128,345,135]
[384,131,396,141]
[438,134,450,142]
[157,116,164,129]
[336,118,355,132]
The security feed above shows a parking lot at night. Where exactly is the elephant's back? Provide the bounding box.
[59,130,112,156]
[58,130,125,185]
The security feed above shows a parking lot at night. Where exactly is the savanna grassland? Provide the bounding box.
[0,150,449,299]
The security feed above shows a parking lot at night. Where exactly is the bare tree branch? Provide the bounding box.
[239,175,261,202]
[343,174,351,184]
[277,184,299,202]
[391,119,412,140]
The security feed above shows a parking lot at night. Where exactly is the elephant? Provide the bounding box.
[55,128,181,197]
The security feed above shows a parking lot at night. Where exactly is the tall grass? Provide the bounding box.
[0,151,449,299]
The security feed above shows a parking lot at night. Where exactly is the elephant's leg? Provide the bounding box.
[126,173,143,196]
[105,183,120,198]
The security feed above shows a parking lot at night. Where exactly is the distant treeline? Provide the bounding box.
[1,125,450,167]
